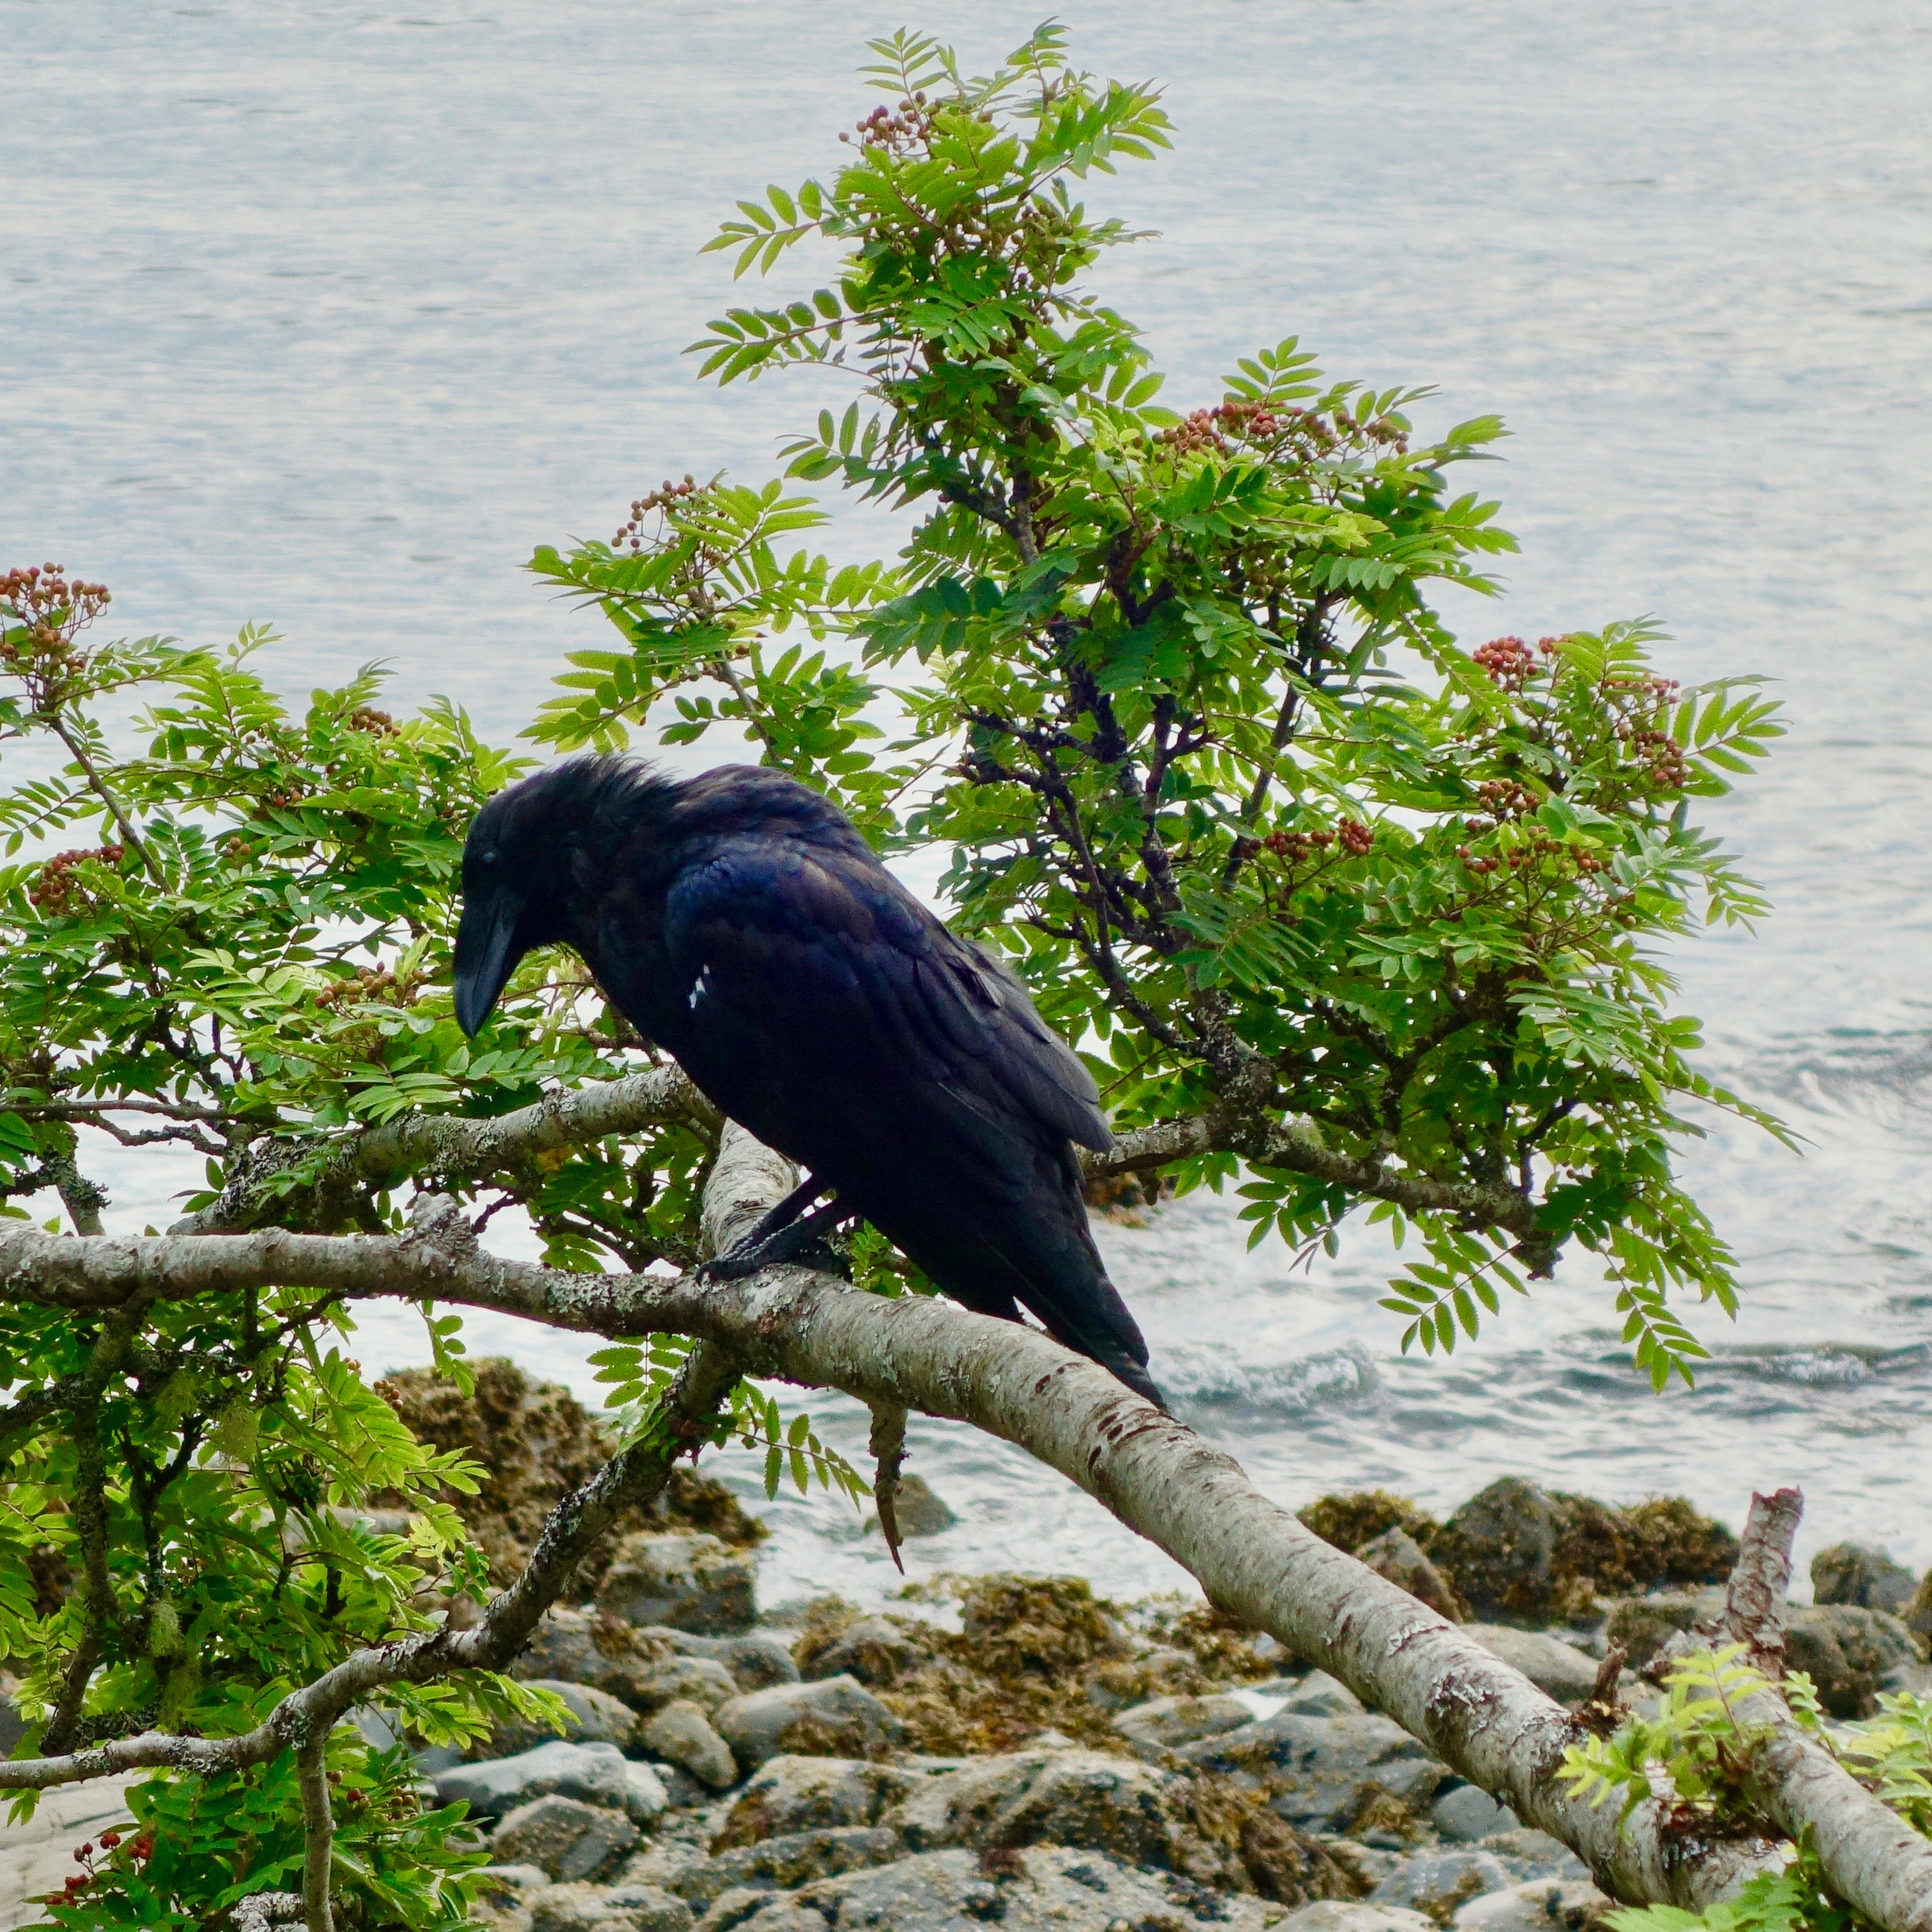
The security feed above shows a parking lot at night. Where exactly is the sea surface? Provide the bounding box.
[5,1,1930,1609]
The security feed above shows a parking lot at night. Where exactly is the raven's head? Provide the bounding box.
[452,760,631,1036]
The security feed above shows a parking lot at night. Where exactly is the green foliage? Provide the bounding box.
[43,1734,485,1930]
[1567,1650,1932,1930]
[529,24,1782,1385]
[0,25,1793,1921]
[589,1338,870,1507]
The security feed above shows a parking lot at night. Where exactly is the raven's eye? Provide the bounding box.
[479,850,499,868]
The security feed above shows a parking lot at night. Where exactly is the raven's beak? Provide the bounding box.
[453,892,522,1038]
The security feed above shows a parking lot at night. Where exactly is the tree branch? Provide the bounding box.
[3,1194,1928,1921]
[175,1063,720,1233]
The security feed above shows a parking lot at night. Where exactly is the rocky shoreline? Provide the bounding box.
[378,1367,1932,1932]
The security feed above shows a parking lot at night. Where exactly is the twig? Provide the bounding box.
[868,1402,909,1573]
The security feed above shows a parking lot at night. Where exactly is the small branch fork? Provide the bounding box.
[2,1197,1930,1922]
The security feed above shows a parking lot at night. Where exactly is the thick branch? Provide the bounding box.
[177,1064,719,1233]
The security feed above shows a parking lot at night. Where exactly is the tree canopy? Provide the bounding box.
[0,24,1807,1930]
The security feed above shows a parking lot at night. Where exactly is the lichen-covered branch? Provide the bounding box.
[175,1064,720,1233]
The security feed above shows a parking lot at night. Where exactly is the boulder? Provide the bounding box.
[492,1793,641,1882]
[1182,1712,1448,1833]
[1369,1848,1515,1916]
[1429,1478,1558,1621]
[1785,1604,1923,1717]
[712,1755,921,1849]
[798,1616,927,1688]
[438,1740,635,1823]
[1275,1905,1434,1932]
[630,1656,741,1717]
[668,1825,905,1909]
[474,1862,550,1932]
[636,1626,800,1692]
[1451,1877,1613,1928]
[1811,1542,1919,1616]
[713,1676,905,1771]
[487,1681,643,1756]
[1908,1571,1932,1650]
[627,1761,672,1825]
[642,1699,739,1791]
[599,1533,757,1635]
[1432,1783,1517,1842]
[888,1748,1181,1868]
[1110,1691,1257,1753]
[1354,1527,1466,1622]
[531,1882,695,1932]
[1460,1625,1601,1703]
[1473,1829,1590,1881]
[697,1844,1289,1932]
[883,1473,955,1537]
[1604,1591,1711,1672]
[1261,1671,1365,1719]
[514,1608,690,1711]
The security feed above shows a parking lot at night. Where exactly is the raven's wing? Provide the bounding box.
[653,834,1110,1180]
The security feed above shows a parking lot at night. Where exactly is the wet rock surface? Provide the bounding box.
[715,1676,907,1771]
[494,1793,642,1882]
[1785,1603,1923,1717]
[599,1533,759,1636]
[1811,1541,1919,1615]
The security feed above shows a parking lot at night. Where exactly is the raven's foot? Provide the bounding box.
[699,1200,850,1282]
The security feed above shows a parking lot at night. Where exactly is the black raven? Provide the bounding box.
[451,756,1164,1407]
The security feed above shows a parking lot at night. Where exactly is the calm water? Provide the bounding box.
[6,1,1931,1608]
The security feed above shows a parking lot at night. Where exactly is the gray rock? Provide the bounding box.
[1430,1477,1559,1621]
[642,1699,739,1791]
[1110,1690,1257,1753]
[493,1793,642,1882]
[599,1533,757,1636]
[1786,1603,1924,1717]
[670,1826,904,1908]
[636,1626,801,1692]
[1355,1526,1466,1621]
[1370,1848,1514,1914]
[629,1657,741,1718]
[1432,1783,1518,1842]
[626,1761,671,1826]
[515,1608,689,1711]
[879,1473,955,1537]
[1460,1625,1601,1703]
[1182,1711,1448,1832]
[531,1882,696,1932]
[713,1676,905,1771]
[439,1740,635,1822]
[1811,1543,1920,1616]
[1475,1829,1590,1881]
[702,1844,1288,1932]
[1275,1905,1435,1932]
[889,1748,1181,1867]
[1270,1671,1366,1718]
[1451,1877,1612,1928]
[488,1681,645,1756]
[1603,1591,1708,1672]
[800,1616,929,1688]
[712,1755,921,1847]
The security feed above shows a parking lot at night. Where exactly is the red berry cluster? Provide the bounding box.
[27,844,126,912]
[1469,779,1539,824]
[1456,830,1607,879]
[612,477,700,553]
[0,564,111,667]
[839,94,932,151]
[315,963,418,1010]
[1159,401,1408,459]
[43,1828,149,1906]
[1262,819,1372,861]
[1471,635,1536,688]
[344,706,395,736]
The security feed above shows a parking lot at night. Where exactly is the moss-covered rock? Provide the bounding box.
[375,1359,764,1592]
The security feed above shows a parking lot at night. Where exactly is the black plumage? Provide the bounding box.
[451,756,1164,1407]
